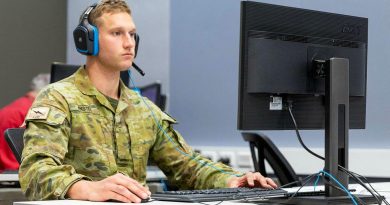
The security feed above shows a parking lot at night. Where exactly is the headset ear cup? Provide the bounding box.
[89,24,99,56]
[134,33,139,58]
[73,4,99,56]
[73,26,89,54]
[73,21,99,56]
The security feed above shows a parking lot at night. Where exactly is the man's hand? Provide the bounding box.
[227,172,278,189]
[67,173,151,203]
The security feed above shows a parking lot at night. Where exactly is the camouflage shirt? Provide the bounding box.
[19,67,241,200]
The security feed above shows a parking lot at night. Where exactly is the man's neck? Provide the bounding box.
[85,61,121,100]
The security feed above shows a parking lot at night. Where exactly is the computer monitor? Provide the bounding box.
[238,1,370,203]
[50,62,130,86]
[139,82,166,110]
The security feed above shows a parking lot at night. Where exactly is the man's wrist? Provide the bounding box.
[66,180,90,200]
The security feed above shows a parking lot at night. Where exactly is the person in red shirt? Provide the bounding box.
[0,73,50,172]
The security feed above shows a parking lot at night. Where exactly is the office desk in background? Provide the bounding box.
[0,166,166,183]
[0,173,18,182]
[13,183,390,205]
[0,173,26,205]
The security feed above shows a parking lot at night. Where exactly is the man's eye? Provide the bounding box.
[129,32,135,37]
[113,32,121,36]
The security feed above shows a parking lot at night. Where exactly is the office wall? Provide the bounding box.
[66,1,390,148]
[67,0,171,96]
[169,0,390,148]
[0,1,66,107]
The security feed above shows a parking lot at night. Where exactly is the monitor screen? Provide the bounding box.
[140,83,161,107]
[238,1,367,130]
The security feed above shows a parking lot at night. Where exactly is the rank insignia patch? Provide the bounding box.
[26,107,50,120]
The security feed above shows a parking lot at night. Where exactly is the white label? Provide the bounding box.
[269,96,283,110]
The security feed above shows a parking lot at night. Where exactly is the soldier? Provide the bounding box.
[19,0,277,203]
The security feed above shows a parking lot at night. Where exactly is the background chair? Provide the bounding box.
[50,62,130,85]
[242,132,300,187]
[4,128,25,164]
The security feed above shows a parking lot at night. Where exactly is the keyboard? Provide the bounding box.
[152,187,288,202]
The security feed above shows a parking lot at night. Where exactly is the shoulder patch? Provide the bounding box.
[26,107,50,120]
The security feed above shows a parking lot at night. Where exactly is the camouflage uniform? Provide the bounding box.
[19,67,241,200]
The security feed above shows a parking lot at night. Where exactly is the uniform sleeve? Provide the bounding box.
[150,111,243,190]
[19,88,91,200]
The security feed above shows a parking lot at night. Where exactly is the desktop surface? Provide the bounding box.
[13,200,256,205]
[0,167,165,183]
[0,173,18,182]
[13,182,390,205]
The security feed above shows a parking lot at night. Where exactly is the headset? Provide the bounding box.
[73,2,139,57]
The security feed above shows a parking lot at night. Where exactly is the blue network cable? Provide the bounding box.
[128,70,241,177]
[313,173,321,192]
[319,170,358,205]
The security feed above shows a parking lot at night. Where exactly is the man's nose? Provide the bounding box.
[123,34,135,48]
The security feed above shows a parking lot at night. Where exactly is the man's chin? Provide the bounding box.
[119,63,133,71]
[119,67,130,71]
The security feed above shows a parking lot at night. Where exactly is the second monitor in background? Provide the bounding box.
[138,83,166,111]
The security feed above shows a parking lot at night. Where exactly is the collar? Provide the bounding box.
[74,66,100,96]
[74,66,139,113]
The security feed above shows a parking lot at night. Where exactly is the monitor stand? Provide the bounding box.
[325,57,350,198]
[271,58,381,205]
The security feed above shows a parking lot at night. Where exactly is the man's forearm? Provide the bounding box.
[19,152,88,200]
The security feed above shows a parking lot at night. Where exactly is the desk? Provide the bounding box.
[15,200,246,205]
[146,166,166,182]
[0,169,165,205]
[0,174,18,182]
[0,167,166,183]
[13,183,390,205]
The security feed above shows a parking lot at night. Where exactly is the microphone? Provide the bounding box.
[132,62,145,76]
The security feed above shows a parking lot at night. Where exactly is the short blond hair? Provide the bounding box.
[88,0,131,26]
